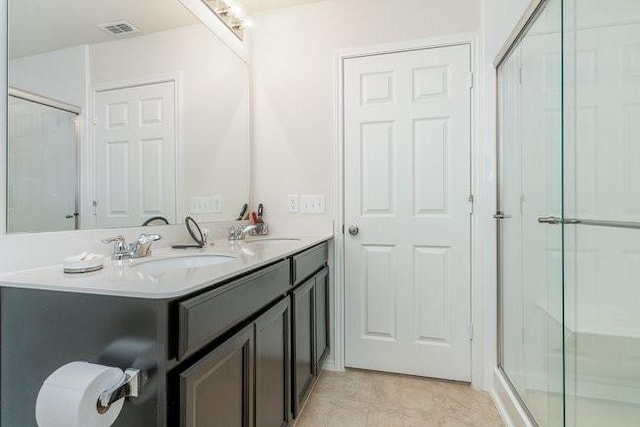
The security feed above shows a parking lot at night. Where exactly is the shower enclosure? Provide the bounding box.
[496,0,640,425]
[7,89,80,233]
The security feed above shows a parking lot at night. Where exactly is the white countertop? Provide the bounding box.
[0,235,332,299]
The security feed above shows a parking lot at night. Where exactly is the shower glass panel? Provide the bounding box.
[500,0,640,425]
[7,95,79,233]
[498,0,564,425]
[563,0,640,425]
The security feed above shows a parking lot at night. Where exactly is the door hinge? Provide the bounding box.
[467,72,474,89]
[469,323,474,340]
[468,194,474,214]
[342,224,345,234]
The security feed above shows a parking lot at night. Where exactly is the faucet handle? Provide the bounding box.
[228,225,243,241]
[135,233,162,244]
[102,235,129,259]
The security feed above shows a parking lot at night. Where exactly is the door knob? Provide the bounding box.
[65,213,79,219]
[348,225,359,236]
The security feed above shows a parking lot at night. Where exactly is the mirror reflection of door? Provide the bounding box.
[7,92,79,233]
[95,81,177,228]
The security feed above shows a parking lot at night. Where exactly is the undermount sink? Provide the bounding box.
[131,254,235,275]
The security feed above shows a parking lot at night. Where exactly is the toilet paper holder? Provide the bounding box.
[96,368,141,413]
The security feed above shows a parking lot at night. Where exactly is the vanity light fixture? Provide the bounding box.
[203,0,251,40]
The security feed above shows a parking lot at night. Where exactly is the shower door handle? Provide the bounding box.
[537,216,580,225]
[493,212,512,220]
[538,216,561,224]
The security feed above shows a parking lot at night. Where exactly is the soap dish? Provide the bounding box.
[63,255,105,274]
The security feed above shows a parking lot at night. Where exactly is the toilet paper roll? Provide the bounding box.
[35,361,126,427]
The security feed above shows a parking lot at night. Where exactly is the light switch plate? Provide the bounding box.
[300,194,325,214]
[190,196,214,214]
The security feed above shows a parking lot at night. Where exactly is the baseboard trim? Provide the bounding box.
[321,359,343,372]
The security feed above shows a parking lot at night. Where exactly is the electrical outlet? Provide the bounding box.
[287,194,299,213]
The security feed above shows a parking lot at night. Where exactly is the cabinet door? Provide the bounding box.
[255,298,291,427]
[315,267,330,372]
[291,278,315,417]
[180,324,254,427]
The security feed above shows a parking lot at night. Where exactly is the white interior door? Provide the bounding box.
[344,45,472,381]
[95,81,176,228]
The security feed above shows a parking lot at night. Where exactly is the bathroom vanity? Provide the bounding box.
[0,236,331,427]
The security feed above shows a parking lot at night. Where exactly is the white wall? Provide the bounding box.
[9,46,88,108]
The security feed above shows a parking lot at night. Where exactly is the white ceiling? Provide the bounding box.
[9,0,197,59]
[9,0,330,60]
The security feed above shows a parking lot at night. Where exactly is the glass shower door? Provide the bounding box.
[497,0,564,425]
[563,0,640,425]
[7,95,79,233]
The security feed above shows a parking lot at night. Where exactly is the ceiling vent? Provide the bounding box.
[98,21,141,37]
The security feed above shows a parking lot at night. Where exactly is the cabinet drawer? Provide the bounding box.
[178,260,290,360]
[292,242,328,286]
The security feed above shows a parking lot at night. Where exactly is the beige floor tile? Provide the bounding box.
[313,370,375,403]
[295,395,369,427]
[366,406,443,427]
[370,372,438,411]
[434,390,504,427]
[296,370,505,427]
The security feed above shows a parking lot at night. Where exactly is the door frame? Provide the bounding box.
[90,73,181,228]
[332,32,483,387]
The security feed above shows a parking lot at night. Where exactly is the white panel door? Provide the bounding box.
[95,81,176,228]
[344,45,472,381]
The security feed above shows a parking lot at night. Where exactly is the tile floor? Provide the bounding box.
[294,369,505,427]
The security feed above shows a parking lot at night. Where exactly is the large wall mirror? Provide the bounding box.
[6,0,250,233]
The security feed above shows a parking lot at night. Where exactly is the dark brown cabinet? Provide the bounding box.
[291,264,330,417]
[292,278,316,417]
[315,267,330,371]
[180,324,254,427]
[255,298,291,427]
[180,275,296,427]
[1,240,330,427]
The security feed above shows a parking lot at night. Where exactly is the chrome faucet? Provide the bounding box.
[228,222,269,241]
[228,225,257,241]
[103,234,162,260]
